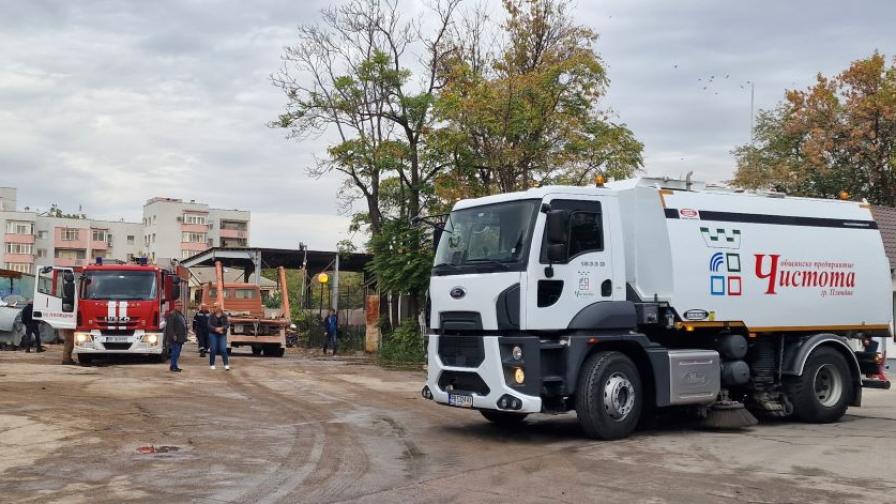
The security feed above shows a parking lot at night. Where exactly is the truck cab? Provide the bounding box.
[33,260,183,365]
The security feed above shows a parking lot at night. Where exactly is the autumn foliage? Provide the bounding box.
[733,53,896,204]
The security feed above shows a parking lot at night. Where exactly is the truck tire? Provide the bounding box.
[784,346,852,423]
[251,345,262,356]
[78,354,93,366]
[480,410,528,426]
[576,351,643,440]
[262,346,285,357]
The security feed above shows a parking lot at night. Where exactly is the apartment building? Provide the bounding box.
[0,188,250,272]
[143,197,250,264]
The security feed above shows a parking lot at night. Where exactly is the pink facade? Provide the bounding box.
[219,228,247,239]
[90,240,108,250]
[4,253,33,264]
[181,223,208,233]
[54,227,88,249]
[4,233,34,244]
[55,258,87,267]
[180,242,208,252]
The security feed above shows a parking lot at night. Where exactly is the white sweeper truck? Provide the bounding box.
[420,177,892,439]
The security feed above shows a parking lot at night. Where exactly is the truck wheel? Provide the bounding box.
[251,345,262,356]
[78,355,93,366]
[273,347,285,357]
[784,347,852,423]
[480,410,528,426]
[576,351,643,440]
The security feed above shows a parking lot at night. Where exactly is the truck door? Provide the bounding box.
[32,266,78,329]
[525,197,624,330]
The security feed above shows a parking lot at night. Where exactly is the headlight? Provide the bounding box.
[75,332,91,344]
[513,367,525,384]
[146,334,158,345]
[511,345,523,361]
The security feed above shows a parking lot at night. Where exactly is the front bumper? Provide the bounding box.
[425,335,542,414]
[74,330,164,355]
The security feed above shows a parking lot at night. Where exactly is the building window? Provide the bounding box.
[6,243,33,255]
[37,248,47,258]
[184,214,206,225]
[207,238,214,246]
[4,262,32,274]
[127,253,135,261]
[55,249,86,260]
[152,233,156,243]
[182,232,207,243]
[220,220,248,231]
[61,228,79,241]
[181,250,195,259]
[37,230,48,239]
[91,229,107,242]
[6,221,33,234]
[127,235,135,245]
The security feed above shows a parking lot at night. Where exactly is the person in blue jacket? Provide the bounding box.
[322,308,338,355]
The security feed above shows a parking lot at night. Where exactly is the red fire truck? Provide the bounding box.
[33,259,184,365]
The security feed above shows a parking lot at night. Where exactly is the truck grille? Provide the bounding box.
[438,335,484,368]
[438,371,490,396]
[102,342,133,350]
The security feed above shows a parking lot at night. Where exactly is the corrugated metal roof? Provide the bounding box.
[872,205,896,270]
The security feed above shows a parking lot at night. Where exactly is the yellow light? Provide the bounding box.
[513,367,525,384]
[594,175,606,187]
[838,191,850,200]
[318,273,329,285]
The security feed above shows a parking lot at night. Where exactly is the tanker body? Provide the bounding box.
[423,177,892,439]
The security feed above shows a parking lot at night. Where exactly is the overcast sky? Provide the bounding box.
[2,0,894,250]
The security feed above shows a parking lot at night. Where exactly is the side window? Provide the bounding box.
[38,275,55,296]
[568,212,603,257]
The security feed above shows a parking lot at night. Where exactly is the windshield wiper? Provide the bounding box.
[464,259,511,270]
[433,262,461,271]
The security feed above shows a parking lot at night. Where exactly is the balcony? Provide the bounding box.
[181,242,208,252]
[55,258,87,267]
[90,240,109,250]
[4,253,34,264]
[54,227,88,249]
[4,233,34,244]
[181,223,208,233]
[219,228,248,239]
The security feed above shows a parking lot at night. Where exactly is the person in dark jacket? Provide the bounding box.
[20,300,43,353]
[192,304,210,357]
[207,305,230,370]
[163,306,187,372]
[322,308,338,356]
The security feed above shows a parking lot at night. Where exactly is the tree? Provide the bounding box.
[733,53,896,204]
[432,0,643,198]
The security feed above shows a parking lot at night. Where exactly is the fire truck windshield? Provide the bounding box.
[82,271,157,301]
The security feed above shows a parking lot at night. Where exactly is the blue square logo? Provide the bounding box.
[710,275,726,296]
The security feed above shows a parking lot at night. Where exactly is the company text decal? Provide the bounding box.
[755,254,855,297]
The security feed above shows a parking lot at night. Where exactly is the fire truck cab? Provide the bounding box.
[33,259,183,365]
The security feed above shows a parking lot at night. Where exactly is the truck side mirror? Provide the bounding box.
[172,285,182,300]
[547,243,567,263]
[433,227,444,250]
[546,210,569,244]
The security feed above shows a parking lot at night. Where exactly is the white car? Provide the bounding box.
[0,295,26,345]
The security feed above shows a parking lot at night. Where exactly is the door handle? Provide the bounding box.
[601,279,612,297]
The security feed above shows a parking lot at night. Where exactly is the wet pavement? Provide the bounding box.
[1,343,895,503]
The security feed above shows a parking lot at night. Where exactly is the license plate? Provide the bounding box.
[105,336,130,343]
[448,393,473,408]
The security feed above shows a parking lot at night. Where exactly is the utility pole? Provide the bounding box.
[749,80,755,144]
[299,242,307,308]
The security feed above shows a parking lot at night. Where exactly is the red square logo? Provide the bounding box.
[727,276,742,296]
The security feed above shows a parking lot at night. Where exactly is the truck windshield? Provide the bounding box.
[434,200,540,271]
[82,271,157,301]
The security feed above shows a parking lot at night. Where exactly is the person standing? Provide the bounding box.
[207,305,230,370]
[322,308,338,356]
[164,306,187,373]
[19,300,44,353]
[60,329,76,365]
[192,304,210,357]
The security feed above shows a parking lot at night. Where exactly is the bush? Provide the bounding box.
[379,319,425,365]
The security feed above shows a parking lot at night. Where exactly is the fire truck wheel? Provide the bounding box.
[784,346,852,423]
[480,410,528,426]
[576,351,643,440]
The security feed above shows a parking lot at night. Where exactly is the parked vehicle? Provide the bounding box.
[422,177,892,439]
[33,259,184,365]
[198,263,291,357]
